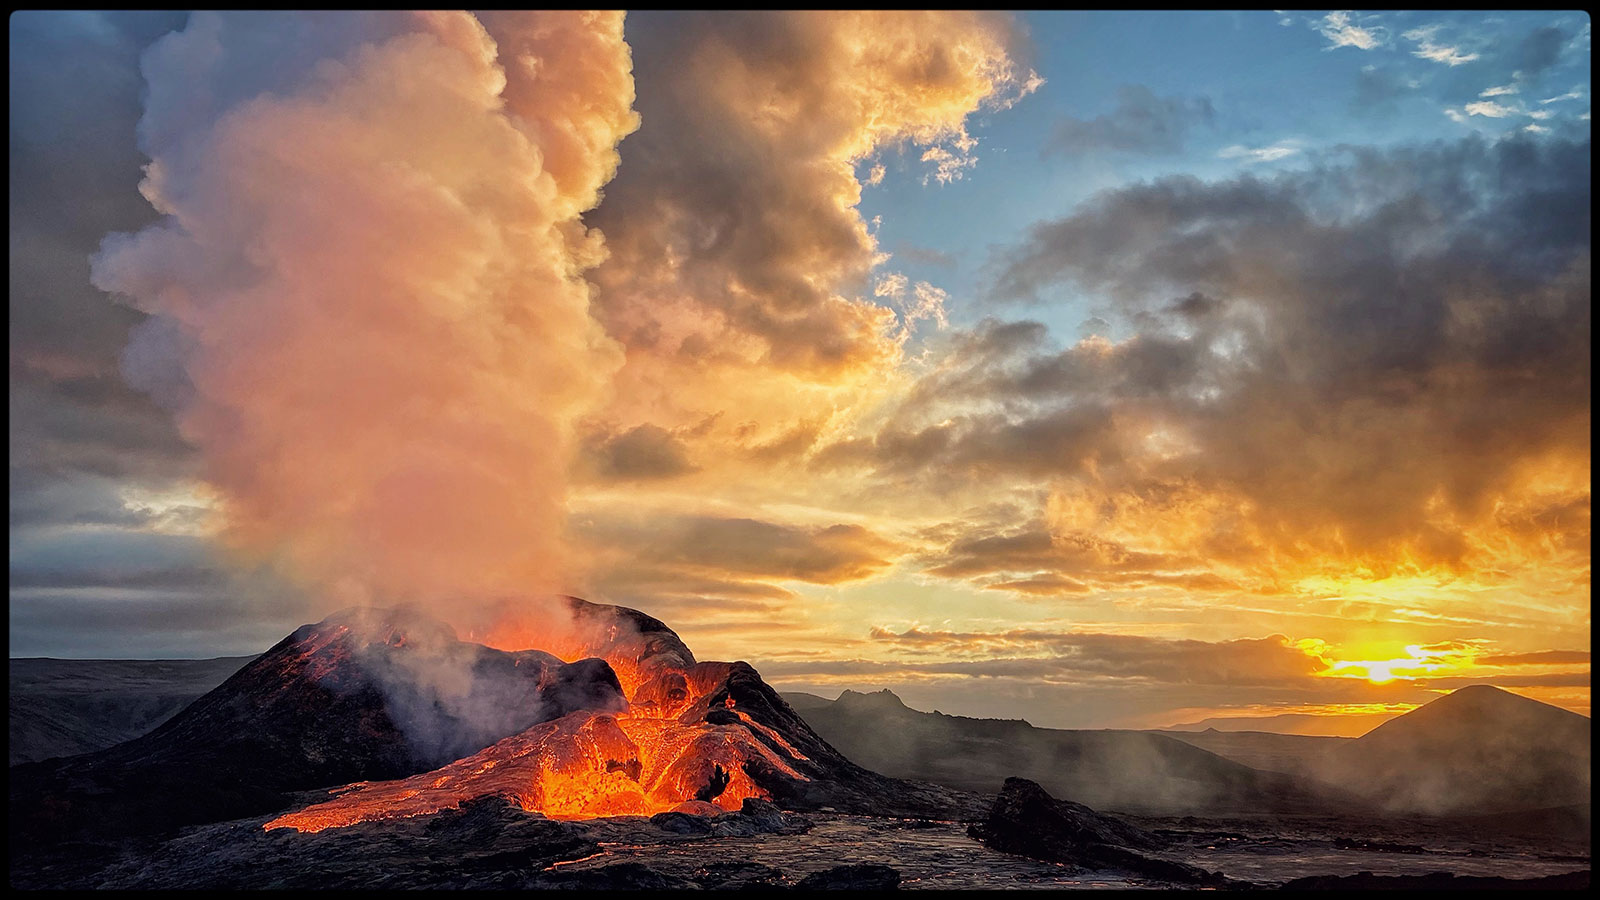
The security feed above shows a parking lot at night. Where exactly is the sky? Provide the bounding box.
[8,10,1591,734]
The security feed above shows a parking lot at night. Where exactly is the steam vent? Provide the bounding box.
[11,598,974,846]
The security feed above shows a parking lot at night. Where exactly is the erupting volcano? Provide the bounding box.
[267,598,831,829]
[11,597,977,849]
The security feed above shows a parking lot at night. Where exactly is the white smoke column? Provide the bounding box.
[91,11,638,608]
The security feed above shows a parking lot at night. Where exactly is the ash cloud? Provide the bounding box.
[89,12,640,609]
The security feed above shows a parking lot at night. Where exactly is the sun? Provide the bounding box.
[1362,661,1396,685]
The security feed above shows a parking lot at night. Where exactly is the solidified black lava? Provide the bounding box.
[968,777,1231,886]
[1279,869,1591,890]
[795,863,902,890]
[9,606,628,848]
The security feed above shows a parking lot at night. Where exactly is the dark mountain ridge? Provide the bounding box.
[786,688,1349,815]
[1314,684,1591,815]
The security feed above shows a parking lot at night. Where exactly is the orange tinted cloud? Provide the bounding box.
[92,12,637,607]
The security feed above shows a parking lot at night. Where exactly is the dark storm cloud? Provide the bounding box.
[9,12,197,482]
[926,132,1590,570]
[9,527,218,588]
[815,404,1122,482]
[6,13,279,660]
[1513,26,1569,78]
[589,10,1032,376]
[908,516,1247,594]
[9,586,305,658]
[1045,85,1215,156]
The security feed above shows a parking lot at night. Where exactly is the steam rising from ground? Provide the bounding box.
[90,11,638,609]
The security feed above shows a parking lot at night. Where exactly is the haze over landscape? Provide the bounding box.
[11,10,1591,741]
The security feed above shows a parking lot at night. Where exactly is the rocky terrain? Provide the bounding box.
[9,601,1592,890]
[11,600,979,856]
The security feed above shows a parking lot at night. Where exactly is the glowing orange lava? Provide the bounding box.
[264,621,812,832]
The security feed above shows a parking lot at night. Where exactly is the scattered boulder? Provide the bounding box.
[726,797,811,835]
[650,810,713,835]
[968,778,1228,886]
[968,776,1162,855]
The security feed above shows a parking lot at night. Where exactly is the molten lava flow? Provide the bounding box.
[264,608,814,832]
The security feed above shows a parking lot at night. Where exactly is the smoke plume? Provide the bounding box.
[90,11,639,610]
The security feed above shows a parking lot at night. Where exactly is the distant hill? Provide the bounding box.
[9,656,256,765]
[1153,729,1350,778]
[782,689,1345,816]
[1163,711,1396,737]
[1310,685,1591,815]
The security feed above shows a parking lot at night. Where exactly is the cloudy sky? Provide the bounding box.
[9,10,1590,732]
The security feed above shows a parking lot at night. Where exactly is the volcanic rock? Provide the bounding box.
[1278,869,1591,890]
[9,795,600,890]
[968,777,1229,886]
[9,606,628,846]
[530,862,700,890]
[795,863,902,890]
[690,861,788,890]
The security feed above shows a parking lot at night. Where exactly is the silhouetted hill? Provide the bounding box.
[784,689,1345,815]
[1152,729,1350,778]
[1162,711,1394,737]
[1312,685,1591,815]
[9,656,255,764]
[10,607,628,846]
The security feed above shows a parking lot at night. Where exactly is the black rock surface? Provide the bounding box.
[1279,869,1591,890]
[968,777,1231,886]
[794,863,902,890]
[9,606,628,847]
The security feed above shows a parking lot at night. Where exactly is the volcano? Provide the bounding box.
[11,598,977,848]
